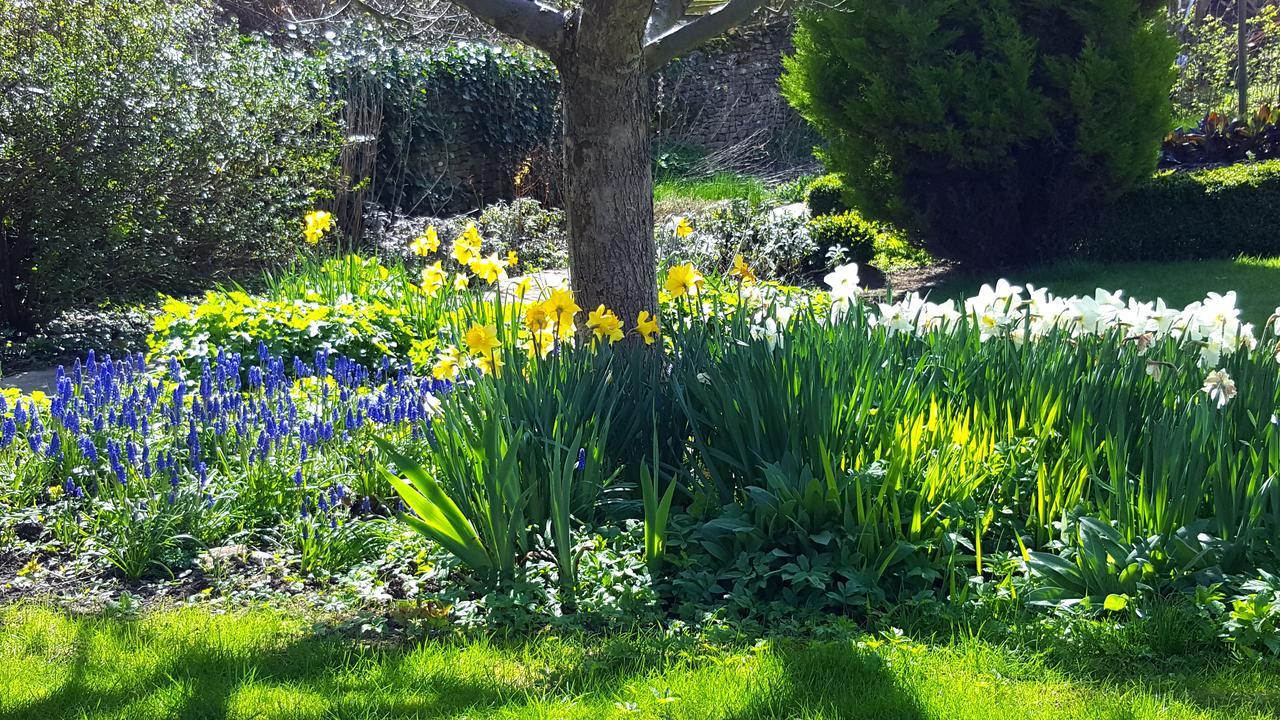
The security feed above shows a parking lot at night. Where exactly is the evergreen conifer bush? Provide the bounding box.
[781,0,1178,266]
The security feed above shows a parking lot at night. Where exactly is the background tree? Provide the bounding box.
[782,0,1178,266]
[430,0,771,323]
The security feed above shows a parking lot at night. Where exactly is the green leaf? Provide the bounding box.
[1104,593,1129,612]
[374,438,494,576]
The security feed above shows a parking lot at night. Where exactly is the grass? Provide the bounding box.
[653,173,775,220]
[927,255,1280,328]
[2,604,1279,720]
[653,173,769,205]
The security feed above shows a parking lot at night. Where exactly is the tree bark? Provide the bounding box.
[0,223,36,334]
[558,12,657,327]
[1237,0,1249,117]
[437,0,767,322]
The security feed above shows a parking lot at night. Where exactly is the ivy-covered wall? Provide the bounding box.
[333,43,560,218]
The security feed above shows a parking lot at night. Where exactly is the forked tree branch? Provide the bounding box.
[444,0,569,52]
[642,0,769,69]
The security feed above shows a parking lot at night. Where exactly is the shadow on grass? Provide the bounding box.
[890,601,1280,720]
[6,607,1278,720]
[721,640,925,720]
[0,617,532,720]
[0,611,930,720]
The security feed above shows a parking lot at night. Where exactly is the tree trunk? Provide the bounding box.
[1237,0,1249,117]
[558,16,657,329]
[0,224,36,334]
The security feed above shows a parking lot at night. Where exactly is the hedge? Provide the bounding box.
[782,0,1176,266]
[806,211,879,268]
[0,0,338,331]
[1078,160,1280,261]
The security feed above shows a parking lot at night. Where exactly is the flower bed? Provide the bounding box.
[5,228,1280,650]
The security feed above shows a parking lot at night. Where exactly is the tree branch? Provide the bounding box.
[643,0,769,70]
[443,0,569,52]
[645,0,692,43]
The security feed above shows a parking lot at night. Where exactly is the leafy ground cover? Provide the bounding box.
[2,603,1279,720]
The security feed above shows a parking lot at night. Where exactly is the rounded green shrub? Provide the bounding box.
[805,174,850,217]
[806,211,879,269]
[781,0,1178,266]
[0,0,339,332]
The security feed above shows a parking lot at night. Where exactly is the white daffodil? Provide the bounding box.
[1202,369,1237,408]
[824,263,861,300]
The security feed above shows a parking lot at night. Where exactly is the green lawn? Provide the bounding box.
[928,256,1280,328]
[2,605,1278,720]
[653,173,770,205]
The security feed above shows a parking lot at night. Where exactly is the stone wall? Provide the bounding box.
[654,18,816,168]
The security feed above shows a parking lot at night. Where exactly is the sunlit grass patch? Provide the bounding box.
[3,605,1280,720]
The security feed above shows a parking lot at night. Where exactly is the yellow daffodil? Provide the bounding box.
[674,217,694,238]
[525,328,556,359]
[469,253,508,285]
[636,310,659,345]
[465,323,501,356]
[475,352,504,377]
[544,288,581,337]
[524,303,551,334]
[665,264,704,298]
[452,224,482,265]
[729,254,757,284]
[452,242,476,266]
[587,304,624,344]
[453,273,470,291]
[420,262,446,296]
[514,276,533,299]
[409,226,439,256]
[506,250,519,267]
[432,347,462,381]
[303,210,334,245]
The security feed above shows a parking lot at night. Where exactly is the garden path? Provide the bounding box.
[0,367,58,394]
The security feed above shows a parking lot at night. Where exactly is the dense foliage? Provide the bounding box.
[1172,4,1280,121]
[804,174,850,217]
[806,212,880,270]
[656,202,819,283]
[149,257,442,372]
[333,43,560,215]
[418,199,567,271]
[781,0,1178,266]
[8,224,1280,651]
[1162,106,1280,166]
[1081,159,1280,261]
[0,0,339,332]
